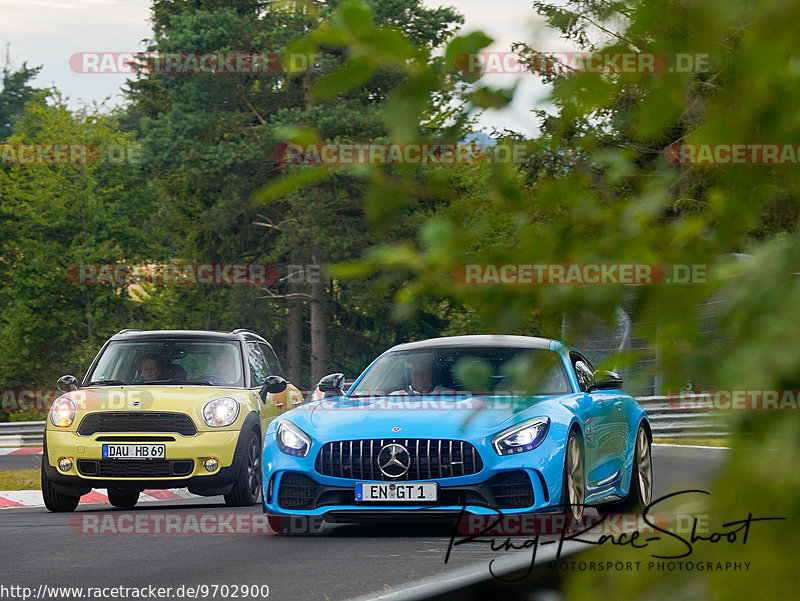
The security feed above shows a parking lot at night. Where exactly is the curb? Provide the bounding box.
[0,487,200,509]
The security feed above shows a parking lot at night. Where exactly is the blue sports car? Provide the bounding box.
[261,335,652,527]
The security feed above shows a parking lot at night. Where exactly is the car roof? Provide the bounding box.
[108,329,270,345]
[387,335,559,352]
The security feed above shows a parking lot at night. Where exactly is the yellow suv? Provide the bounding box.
[42,329,302,512]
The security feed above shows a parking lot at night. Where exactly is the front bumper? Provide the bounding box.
[43,428,247,496]
[262,436,567,519]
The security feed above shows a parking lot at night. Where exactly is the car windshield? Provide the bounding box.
[85,339,245,386]
[348,346,571,397]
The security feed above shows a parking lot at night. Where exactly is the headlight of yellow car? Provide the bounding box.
[202,397,240,427]
[50,397,77,428]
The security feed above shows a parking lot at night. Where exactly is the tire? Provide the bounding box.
[559,429,585,523]
[41,455,80,513]
[596,425,652,514]
[108,488,140,509]
[224,429,262,507]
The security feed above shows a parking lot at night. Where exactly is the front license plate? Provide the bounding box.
[102,444,165,460]
[355,482,438,502]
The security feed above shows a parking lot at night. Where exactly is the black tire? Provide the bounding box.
[559,429,585,523]
[108,488,140,509]
[596,425,652,514]
[41,455,80,513]
[224,429,262,507]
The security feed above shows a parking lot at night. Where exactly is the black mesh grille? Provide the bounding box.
[278,473,318,510]
[486,471,534,508]
[77,459,194,478]
[315,439,483,481]
[78,412,197,436]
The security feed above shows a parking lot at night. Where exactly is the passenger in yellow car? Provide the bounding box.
[210,347,238,383]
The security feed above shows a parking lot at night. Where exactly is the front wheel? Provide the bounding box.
[596,425,652,514]
[224,429,262,507]
[108,488,140,509]
[559,430,585,522]
[41,456,80,513]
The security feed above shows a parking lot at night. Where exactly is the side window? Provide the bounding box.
[571,353,595,392]
[260,343,286,379]
[246,342,270,388]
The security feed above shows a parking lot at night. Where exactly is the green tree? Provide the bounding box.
[0,60,42,142]
[127,0,463,386]
[257,0,800,596]
[0,93,162,393]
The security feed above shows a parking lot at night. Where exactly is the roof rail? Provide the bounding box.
[231,328,266,341]
[116,329,143,335]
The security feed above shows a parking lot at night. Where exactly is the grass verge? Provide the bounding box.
[653,436,731,447]
[0,469,40,490]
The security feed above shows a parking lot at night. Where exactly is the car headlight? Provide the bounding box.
[276,421,311,457]
[50,397,77,428]
[202,397,240,427]
[492,417,550,455]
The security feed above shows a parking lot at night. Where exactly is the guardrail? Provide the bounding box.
[0,421,46,447]
[637,395,731,439]
[0,395,730,447]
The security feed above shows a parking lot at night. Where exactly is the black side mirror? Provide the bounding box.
[57,375,79,392]
[259,375,288,402]
[587,370,623,392]
[317,373,345,393]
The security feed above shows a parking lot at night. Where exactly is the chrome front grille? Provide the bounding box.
[314,438,483,481]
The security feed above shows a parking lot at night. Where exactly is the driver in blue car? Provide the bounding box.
[402,356,454,395]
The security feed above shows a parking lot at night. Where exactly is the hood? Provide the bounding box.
[60,386,255,429]
[282,393,580,441]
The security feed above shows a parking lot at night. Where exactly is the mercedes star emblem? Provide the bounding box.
[377,443,411,478]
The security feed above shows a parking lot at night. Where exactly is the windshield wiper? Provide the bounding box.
[86,380,125,386]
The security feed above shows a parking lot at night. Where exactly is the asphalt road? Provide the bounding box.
[0,445,728,601]
[0,453,41,472]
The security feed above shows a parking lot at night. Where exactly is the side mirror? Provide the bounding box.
[587,370,623,392]
[57,375,79,392]
[317,373,345,394]
[259,375,288,402]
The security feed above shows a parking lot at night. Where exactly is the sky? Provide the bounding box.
[0,0,573,137]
